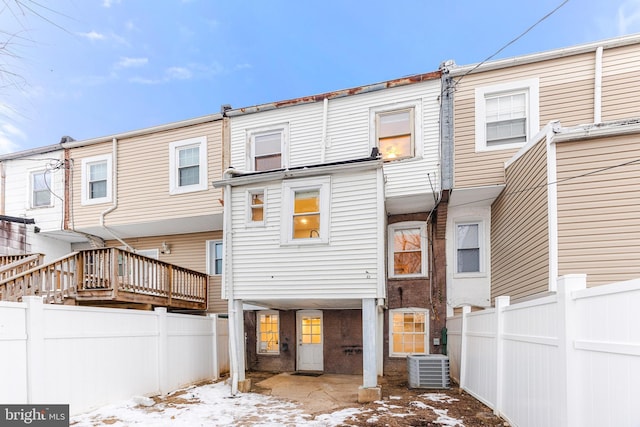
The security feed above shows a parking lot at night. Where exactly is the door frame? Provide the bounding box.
[296,309,324,371]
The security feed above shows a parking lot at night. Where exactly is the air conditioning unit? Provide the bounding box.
[407,354,450,389]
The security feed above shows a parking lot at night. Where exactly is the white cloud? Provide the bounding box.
[166,66,192,80]
[2,123,27,140]
[114,57,149,69]
[78,31,106,41]
[102,0,121,8]
[617,1,640,34]
[234,63,252,70]
[0,122,23,154]
[125,20,139,32]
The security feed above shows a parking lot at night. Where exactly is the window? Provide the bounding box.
[81,154,112,205]
[31,171,52,208]
[206,240,223,275]
[247,125,288,172]
[456,222,483,275]
[281,177,330,245]
[389,309,428,357]
[388,222,427,278]
[370,102,421,162]
[475,78,540,151]
[257,311,279,354]
[169,137,207,194]
[377,109,414,161]
[247,189,266,225]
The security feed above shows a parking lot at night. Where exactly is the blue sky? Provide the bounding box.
[1,0,640,154]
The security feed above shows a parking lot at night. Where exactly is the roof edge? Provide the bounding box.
[226,71,441,117]
[448,32,640,77]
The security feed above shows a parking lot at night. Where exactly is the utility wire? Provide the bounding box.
[452,0,570,87]
[451,156,640,208]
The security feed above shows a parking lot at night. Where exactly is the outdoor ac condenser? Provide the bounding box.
[407,354,450,389]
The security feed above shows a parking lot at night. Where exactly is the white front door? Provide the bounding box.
[296,310,323,371]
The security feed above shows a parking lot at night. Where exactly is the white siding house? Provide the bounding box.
[0,146,84,259]
[216,71,446,400]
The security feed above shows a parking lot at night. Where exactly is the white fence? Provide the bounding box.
[0,297,229,415]
[447,274,640,427]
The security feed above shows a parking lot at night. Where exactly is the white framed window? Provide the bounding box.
[81,154,112,205]
[370,101,421,162]
[257,311,280,354]
[169,136,208,195]
[281,176,330,245]
[455,221,484,276]
[389,308,428,357]
[247,124,288,172]
[388,222,427,278]
[30,170,52,208]
[206,240,223,275]
[246,188,266,226]
[475,78,539,152]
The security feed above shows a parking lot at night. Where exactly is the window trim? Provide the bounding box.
[389,308,429,358]
[169,136,208,195]
[246,124,289,172]
[454,220,485,278]
[246,188,266,227]
[370,100,422,161]
[388,221,428,279]
[206,240,223,276]
[281,176,330,245]
[30,169,53,209]
[474,78,540,152]
[81,154,112,206]
[257,310,280,355]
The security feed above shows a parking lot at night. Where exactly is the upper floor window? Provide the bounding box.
[206,240,223,275]
[475,78,539,152]
[247,189,266,226]
[388,222,427,278]
[247,124,288,172]
[370,101,421,162]
[456,221,484,275]
[281,176,330,245]
[169,136,208,195]
[81,154,112,205]
[377,109,414,161]
[31,170,52,208]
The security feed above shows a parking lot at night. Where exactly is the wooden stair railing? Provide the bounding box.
[0,254,44,282]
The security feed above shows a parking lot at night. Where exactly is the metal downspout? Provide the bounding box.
[100,138,133,251]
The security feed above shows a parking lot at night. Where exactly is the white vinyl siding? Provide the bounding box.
[229,169,381,300]
[229,79,440,200]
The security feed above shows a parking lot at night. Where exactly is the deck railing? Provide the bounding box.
[0,254,44,281]
[0,252,77,303]
[0,248,207,309]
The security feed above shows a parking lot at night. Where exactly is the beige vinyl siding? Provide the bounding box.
[491,138,549,300]
[454,52,595,189]
[106,230,226,313]
[71,120,223,229]
[602,44,640,121]
[556,134,640,286]
[230,169,380,300]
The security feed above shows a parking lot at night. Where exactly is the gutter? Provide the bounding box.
[61,114,222,150]
[448,33,640,77]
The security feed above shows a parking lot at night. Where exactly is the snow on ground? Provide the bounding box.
[70,381,465,427]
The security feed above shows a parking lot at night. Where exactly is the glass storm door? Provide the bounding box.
[296,310,323,371]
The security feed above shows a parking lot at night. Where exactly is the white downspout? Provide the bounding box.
[99,138,133,251]
[594,46,603,123]
[320,98,328,163]
[223,182,239,395]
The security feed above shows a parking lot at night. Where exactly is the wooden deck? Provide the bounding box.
[0,248,207,310]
